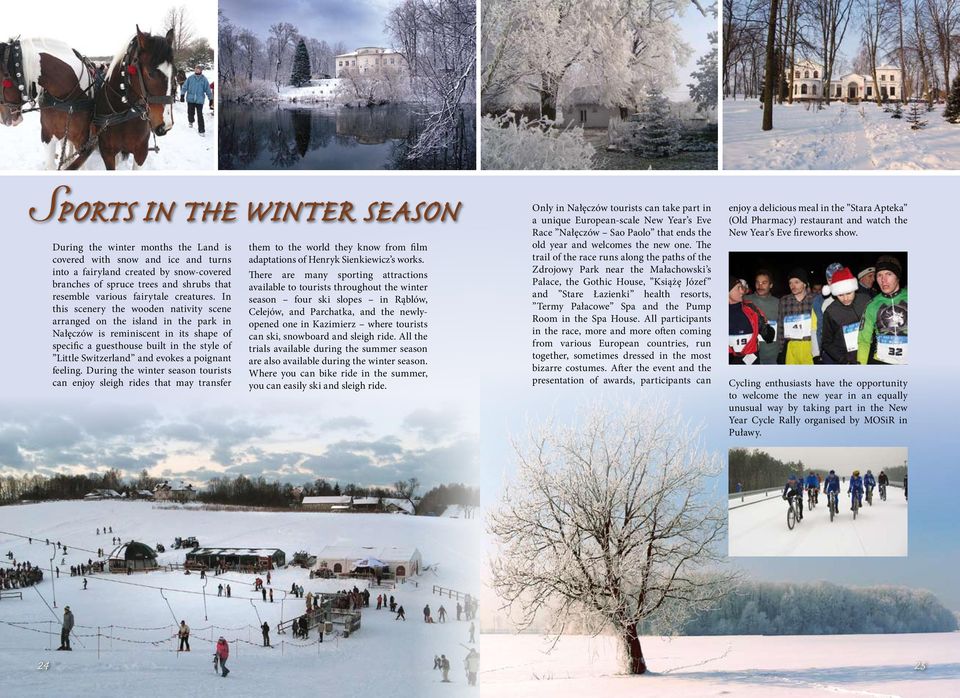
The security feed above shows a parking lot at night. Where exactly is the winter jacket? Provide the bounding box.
[465,652,480,672]
[216,638,229,660]
[743,292,779,364]
[178,623,190,637]
[824,474,840,494]
[864,473,876,488]
[858,287,908,364]
[804,474,819,489]
[878,473,889,486]
[180,73,212,105]
[848,475,864,495]
[729,301,775,362]
[821,294,869,364]
[62,610,74,632]
[783,480,801,498]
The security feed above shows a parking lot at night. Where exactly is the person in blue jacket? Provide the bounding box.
[804,471,819,505]
[823,470,841,514]
[782,474,803,521]
[863,470,876,501]
[180,65,212,137]
[848,470,864,510]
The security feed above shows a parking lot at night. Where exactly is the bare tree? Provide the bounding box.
[925,0,960,102]
[815,0,854,104]
[269,22,299,93]
[394,477,421,514]
[860,0,896,105]
[489,403,736,675]
[164,5,197,66]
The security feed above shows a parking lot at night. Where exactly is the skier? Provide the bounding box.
[226,584,231,598]
[82,577,87,590]
[269,588,274,603]
[438,605,447,622]
[423,604,432,623]
[395,605,406,621]
[58,606,74,650]
[456,602,462,621]
[262,587,267,602]
[96,528,99,535]
[178,620,191,651]
[848,470,865,510]
[469,621,475,643]
[465,648,480,686]
[215,636,230,677]
[376,594,382,610]
[261,622,271,647]
[434,654,441,670]
[440,654,450,682]
[217,583,223,597]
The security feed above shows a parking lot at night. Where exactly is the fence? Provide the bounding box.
[431,585,469,601]
[0,590,23,600]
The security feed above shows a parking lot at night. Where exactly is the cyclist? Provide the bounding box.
[804,471,819,507]
[823,470,841,515]
[877,470,888,500]
[782,474,803,521]
[864,469,876,503]
[848,470,864,511]
[903,473,908,500]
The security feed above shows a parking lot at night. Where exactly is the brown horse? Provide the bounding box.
[1,38,95,168]
[83,26,175,170]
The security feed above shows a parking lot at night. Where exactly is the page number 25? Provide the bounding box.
[914,661,927,672]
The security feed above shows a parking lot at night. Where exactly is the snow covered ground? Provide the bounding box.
[0,500,480,695]
[0,100,216,171]
[482,632,960,697]
[723,98,960,170]
[729,487,908,556]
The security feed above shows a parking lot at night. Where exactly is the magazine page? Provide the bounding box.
[0,1,958,697]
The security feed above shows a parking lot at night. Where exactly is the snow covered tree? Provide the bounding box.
[481,114,595,169]
[943,74,960,123]
[289,38,311,87]
[635,87,681,157]
[489,402,736,675]
[688,31,718,111]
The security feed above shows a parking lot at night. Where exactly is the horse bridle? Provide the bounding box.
[1,39,35,117]
[97,36,175,127]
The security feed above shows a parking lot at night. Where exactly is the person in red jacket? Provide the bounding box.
[215,636,230,677]
[729,277,775,364]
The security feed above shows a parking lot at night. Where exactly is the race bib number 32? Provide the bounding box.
[876,335,907,365]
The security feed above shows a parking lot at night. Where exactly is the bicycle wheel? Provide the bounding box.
[852,498,858,520]
[829,497,835,522]
[787,505,796,530]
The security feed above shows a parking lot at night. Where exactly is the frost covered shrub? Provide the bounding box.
[634,87,680,158]
[481,114,594,170]
[607,117,641,152]
[221,78,280,103]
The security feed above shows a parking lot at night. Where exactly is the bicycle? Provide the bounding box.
[866,487,873,506]
[786,495,802,530]
[828,491,839,522]
[807,488,816,510]
[851,492,860,520]
[879,484,887,501]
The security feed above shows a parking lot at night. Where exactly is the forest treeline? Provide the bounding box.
[679,581,957,634]
[0,470,478,516]
[729,448,906,491]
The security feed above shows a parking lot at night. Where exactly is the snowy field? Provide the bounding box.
[729,488,907,556]
[0,100,216,171]
[482,632,960,697]
[723,98,960,170]
[0,500,480,695]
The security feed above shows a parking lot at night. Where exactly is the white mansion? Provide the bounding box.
[335,47,406,78]
[788,60,903,101]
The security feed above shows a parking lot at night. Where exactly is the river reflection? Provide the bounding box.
[219,103,475,170]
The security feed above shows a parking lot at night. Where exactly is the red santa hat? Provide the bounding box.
[822,266,858,296]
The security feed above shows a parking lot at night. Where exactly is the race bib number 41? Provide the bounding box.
[784,312,811,340]
[875,335,907,365]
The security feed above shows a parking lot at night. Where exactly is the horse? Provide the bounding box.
[81,26,175,170]
[1,37,96,168]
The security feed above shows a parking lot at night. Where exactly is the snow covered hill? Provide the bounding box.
[482,632,960,697]
[723,99,960,170]
[0,500,480,695]
[0,100,216,171]
[728,488,908,556]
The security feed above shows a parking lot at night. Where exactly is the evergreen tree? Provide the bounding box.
[688,32,718,113]
[289,38,311,88]
[906,102,927,130]
[944,74,960,124]
[635,86,680,158]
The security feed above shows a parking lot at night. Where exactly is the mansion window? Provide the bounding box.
[866,86,873,97]
[804,70,810,78]
[890,86,895,95]
[881,74,886,81]
[812,84,818,95]
[813,71,819,78]
[795,71,800,78]
[801,84,808,95]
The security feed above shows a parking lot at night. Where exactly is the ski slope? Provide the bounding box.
[482,632,960,697]
[723,98,960,170]
[0,500,480,696]
[729,487,908,556]
[0,100,216,171]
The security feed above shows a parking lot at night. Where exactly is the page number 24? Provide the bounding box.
[36,662,49,671]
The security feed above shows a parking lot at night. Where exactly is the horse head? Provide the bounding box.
[123,25,175,136]
[0,40,26,126]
